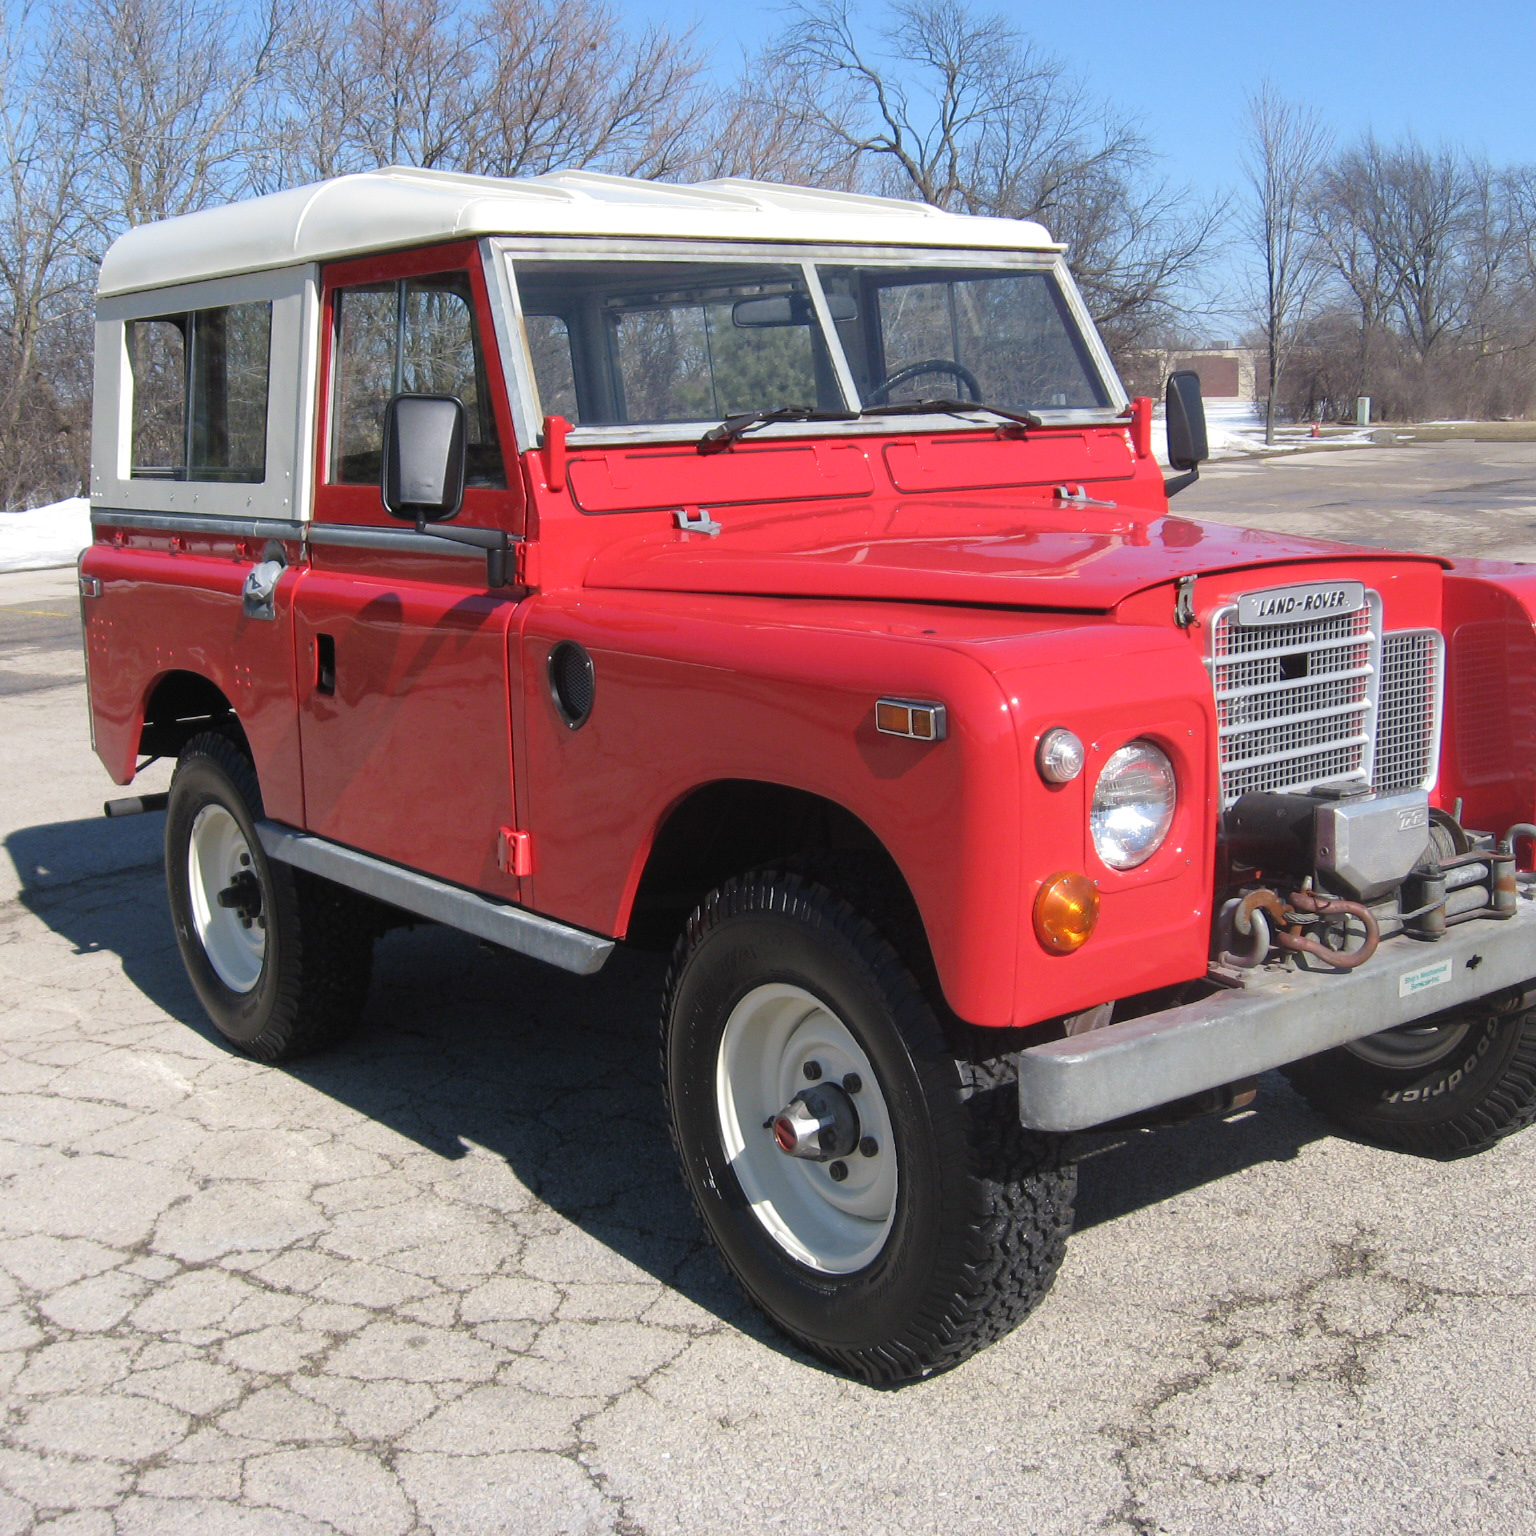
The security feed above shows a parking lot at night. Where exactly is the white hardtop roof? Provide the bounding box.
[97,166,1062,297]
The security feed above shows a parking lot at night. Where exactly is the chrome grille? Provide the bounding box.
[1211,592,1445,808]
[1211,603,1376,808]
[1375,630,1443,793]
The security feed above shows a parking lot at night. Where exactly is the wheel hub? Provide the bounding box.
[715,982,897,1273]
[216,869,263,927]
[771,1082,860,1161]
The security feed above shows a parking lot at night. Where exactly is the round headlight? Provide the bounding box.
[1091,740,1176,870]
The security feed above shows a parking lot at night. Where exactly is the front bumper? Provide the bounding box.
[1014,899,1536,1132]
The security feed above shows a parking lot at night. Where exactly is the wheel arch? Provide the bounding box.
[140,669,246,760]
[624,778,935,973]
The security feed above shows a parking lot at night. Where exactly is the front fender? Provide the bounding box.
[516,592,1214,1029]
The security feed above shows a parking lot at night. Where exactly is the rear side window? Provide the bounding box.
[127,303,271,481]
[329,272,505,487]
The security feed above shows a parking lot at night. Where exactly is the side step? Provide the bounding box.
[256,821,614,977]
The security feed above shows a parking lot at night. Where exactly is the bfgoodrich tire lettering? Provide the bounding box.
[165,732,374,1062]
[661,870,1074,1384]
[1284,1007,1536,1157]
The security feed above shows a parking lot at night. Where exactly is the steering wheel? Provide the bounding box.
[867,358,982,404]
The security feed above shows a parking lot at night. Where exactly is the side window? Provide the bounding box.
[329,272,505,488]
[128,303,271,481]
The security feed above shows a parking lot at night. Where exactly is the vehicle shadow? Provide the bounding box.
[4,813,213,1033]
[8,812,1336,1356]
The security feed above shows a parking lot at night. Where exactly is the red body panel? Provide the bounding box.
[293,551,523,897]
[579,488,1417,613]
[1440,561,1536,847]
[82,535,307,823]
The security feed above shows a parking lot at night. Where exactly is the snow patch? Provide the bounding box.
[1153,398,1378,463]
[0,498,92,573]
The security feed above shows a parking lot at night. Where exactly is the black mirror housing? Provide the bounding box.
[381,394,467,523]
[1165,370,1208,471]
[1163,370,1208,498]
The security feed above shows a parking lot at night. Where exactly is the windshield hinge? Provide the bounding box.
[1054,484,1116,509]
[675,508,722,537]
[1175,575,1198,629]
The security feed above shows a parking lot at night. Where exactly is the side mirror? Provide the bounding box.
[1164,370,1207,497]
[381,394,466,524]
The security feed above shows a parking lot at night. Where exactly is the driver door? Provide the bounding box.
[294,241,527,898]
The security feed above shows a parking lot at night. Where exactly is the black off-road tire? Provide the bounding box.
[661,870,1075,1384]
[1283,1007,1536,1158]
[165,732,374,1062]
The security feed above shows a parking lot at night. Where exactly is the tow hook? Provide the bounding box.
[769,1082,861,1161]
[1225,885,1380,971]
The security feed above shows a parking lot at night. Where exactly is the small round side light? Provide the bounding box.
[1033,871,1100,954]
[1037,728,1086,784]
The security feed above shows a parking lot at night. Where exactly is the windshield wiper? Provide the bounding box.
[858,398,1044,432]
[696,405,857,455]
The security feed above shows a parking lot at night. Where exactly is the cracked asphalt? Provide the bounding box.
[3,444,1536,1536]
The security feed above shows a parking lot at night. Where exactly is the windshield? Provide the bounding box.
[513,261,842,427]
[510,254,1111,428]
[816,265,1108,413]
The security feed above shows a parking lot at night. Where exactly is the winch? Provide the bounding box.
[1218,786,1524,971]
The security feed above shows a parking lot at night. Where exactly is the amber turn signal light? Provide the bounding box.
[875,698,947,741]
[1033,871,1099,954]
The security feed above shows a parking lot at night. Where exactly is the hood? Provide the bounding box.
[582,498,1443,612]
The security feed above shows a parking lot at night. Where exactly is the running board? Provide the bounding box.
[255,822,614,976]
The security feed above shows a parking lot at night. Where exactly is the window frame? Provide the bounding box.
[492,238,1126,452]
[92,265,314,523]
[316,241,521,530]
[126,300,274,484]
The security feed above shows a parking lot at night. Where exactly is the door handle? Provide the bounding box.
[241,542,288,621]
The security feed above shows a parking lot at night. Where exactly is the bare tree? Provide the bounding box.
[273,0,480,182]
[469,0,703,179]
[772,0,1219,360]
[52,0,294,240]
[675,52,863,186]
[0,7,94,504]
[1239,83,1330,443]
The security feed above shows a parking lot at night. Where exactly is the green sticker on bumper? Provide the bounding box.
[1399,958,1454,998]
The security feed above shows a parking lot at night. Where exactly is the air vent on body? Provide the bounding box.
[548,641,595,729]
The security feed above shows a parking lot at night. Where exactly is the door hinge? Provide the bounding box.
[515,541,540,589]
[497,827,535,877]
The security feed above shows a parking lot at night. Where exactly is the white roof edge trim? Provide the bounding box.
[97,167,1062,297]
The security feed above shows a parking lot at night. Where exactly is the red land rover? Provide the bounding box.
[82,167,1536,1382]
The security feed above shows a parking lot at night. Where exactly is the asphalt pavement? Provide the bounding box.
[2,447,1534,1535]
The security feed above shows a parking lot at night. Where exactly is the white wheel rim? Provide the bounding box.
[186,804,266,994]
[715,983,897,1274]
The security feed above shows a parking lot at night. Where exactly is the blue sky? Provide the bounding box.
[643,0,1536,202]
